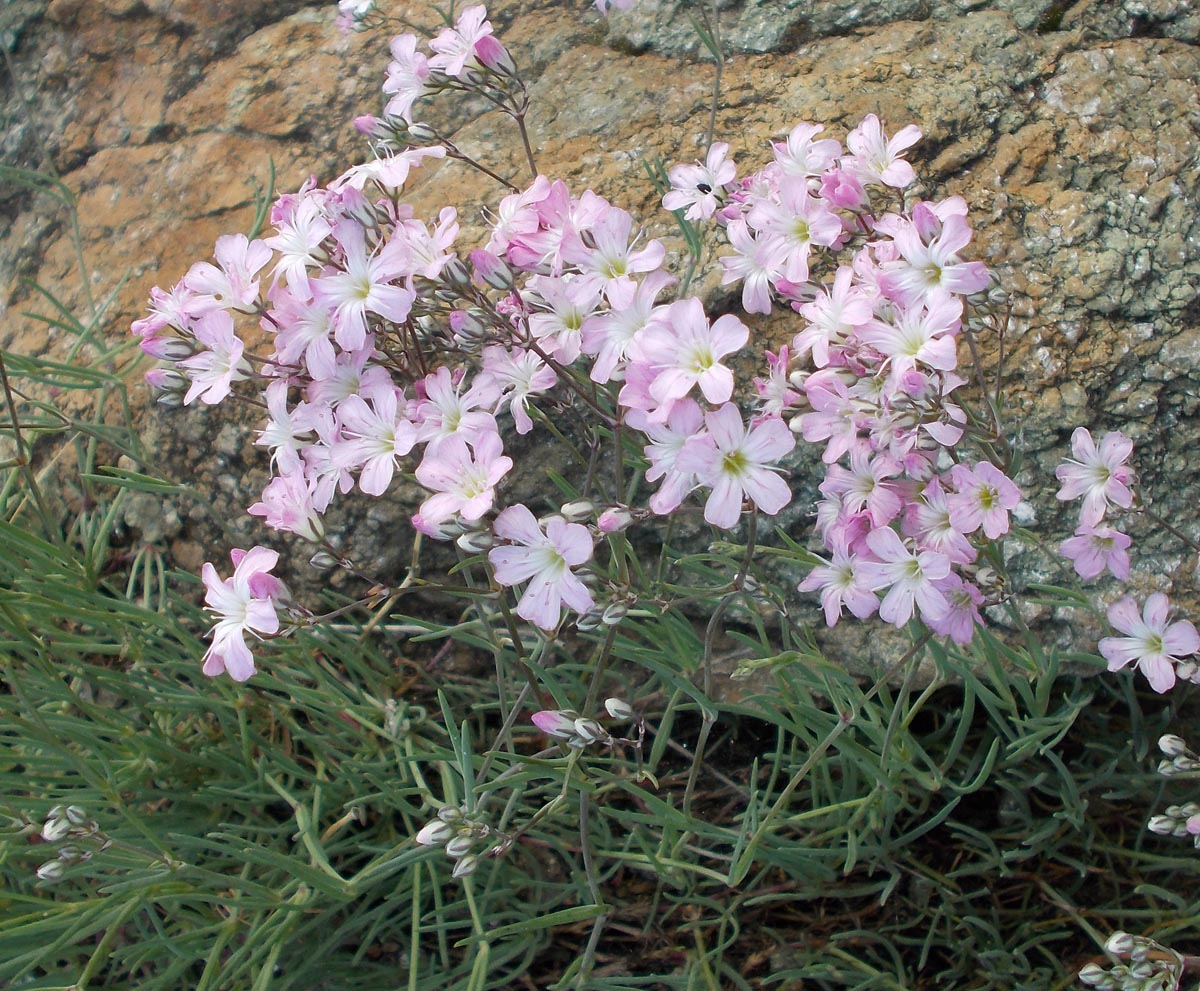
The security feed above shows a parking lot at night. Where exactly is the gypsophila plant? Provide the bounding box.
[3,0,1193,988]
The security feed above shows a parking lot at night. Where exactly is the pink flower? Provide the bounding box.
[428,5,494,78]
[676,404,795,529]
[1059,524,1131,580]
[947,462,1023,540]
[248,468,324,543]
[632,297,749,408]
[383,34,431,121]
[179,310,251,406]
[1055,427,1136,526]
[1099,593,1200,693]
[798,541,879,626]
[200,547,288,682]
[334,383,417,496]
[663,142,737,221]
[181,233,272,314]
[925,574,984,645]
[720,219,781,315]
[413,431,513,533]
[488,505,594,629]
[858,526,950,627]
[843,114,922,189]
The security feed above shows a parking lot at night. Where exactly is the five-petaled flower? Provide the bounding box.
[1099,593,1200,693]
[488,505,594,630]
[201,547,289,682]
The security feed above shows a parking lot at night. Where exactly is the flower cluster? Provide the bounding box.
[1079,931,1187,991]
[35,805,107,884]
[662,118,1018,641]
[531,697,636,749]
[414,805,508,879]
[1146,735,1200,849]
[1056,427,1137,581]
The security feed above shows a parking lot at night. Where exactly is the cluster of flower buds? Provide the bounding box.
[1146,735,1200,849]
[36,806,108,883]
[1079,932,1185,991]
[414,805,508,879]
[531,698,636,750]
[1157,735,1200,776]
[1146,802,1200,846]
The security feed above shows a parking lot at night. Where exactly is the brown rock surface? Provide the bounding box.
[2,0,1198,678]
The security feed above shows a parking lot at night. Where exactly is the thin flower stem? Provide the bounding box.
[513,111,539,180]
[443,141,519,192]
[1139,505,1200,555]
[572,794,608,990]
[0,348,62,542]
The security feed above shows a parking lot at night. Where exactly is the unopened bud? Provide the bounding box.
[36,860,65,883]
[531,709,579,740]
[407,121,438,143]
[415,820,454,846]
[572,718,608,745]
[437,806,464,824]
[144,367,187,392]
[469,249,516,291]
[449,308,488,343]
[1105,932,1135,957]
[444,834,475,858]
[41,817,71,844]
[559,500,595,522]
[308,550,340,570]
[575,611,602,632]
[1158,735,1189,757]
[597,506,634,533]
[474,36,516,76]
[451,853,478,878]
[456,529,494,553]
[1147,815,1176,835]
[140,335,194,362]
[441,256,471,288]
[604,698,633,721]
[601,602,628,626]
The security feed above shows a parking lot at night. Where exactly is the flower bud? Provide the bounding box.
[415,820,454,846]
[456,529,494,554]
[36,860,65,883]
[144,367,187,392]
[1078,963,1107,986]
[531,709,579,740]
[444,834,475,858]
[1158,734,1189,757]
[449,308,488,344]
[407,121,438,143]
[604,697,633,721]
[572,718,608,745]
[437,805,464,824]
[41,817,71,844]
[597,506,634,534]
[1105,931,1135,957]
[140,335,195,362]
[575,611,602,632]
[451,853,479,878]
[1147,815,1176,835]
[559,500,595,522]
[308,550,340,570]
[474,36,516,76]
[601,602,628,626]
[440,256,472,288]
[470,249,516,291]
